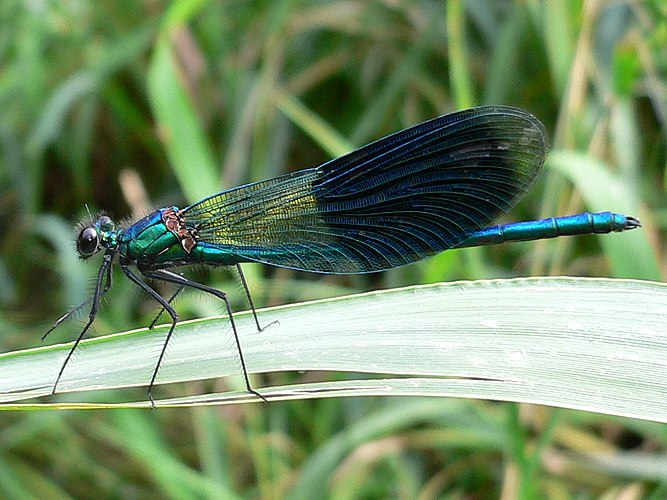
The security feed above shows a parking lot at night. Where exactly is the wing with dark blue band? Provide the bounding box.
[183,106,548,273]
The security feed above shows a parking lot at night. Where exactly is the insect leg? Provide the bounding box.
[119,262,178,408]
[148,285,185,329]
[43,253,114,341]
[51,250,114,395]
[235,263,280,332]
[141,268,266,402]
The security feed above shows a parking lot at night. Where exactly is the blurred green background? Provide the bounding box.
[1,0,665,498]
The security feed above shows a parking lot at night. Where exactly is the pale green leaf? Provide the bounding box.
[1,278,666,423]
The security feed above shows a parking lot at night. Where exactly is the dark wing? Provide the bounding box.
[183,106,548,273]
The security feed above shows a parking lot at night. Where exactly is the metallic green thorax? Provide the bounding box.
[118,209,186,267]
[115,207,241,268]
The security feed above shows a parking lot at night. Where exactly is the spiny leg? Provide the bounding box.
[51,251,114,395]
[142,268,266,402]
[148,285,184,330]
[43,252,114,341]
[120,263,178,407]
[236,263,278,332]
[152,265,272,333]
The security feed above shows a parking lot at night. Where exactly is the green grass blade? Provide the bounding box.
[1,278,666,422]
[272,89,353,158]
[446,0,475,109]
[546,150,660,279]
[147,36,219,203]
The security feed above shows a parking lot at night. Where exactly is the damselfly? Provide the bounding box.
[46,106,640,404]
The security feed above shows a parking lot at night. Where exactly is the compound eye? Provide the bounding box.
[77,227,99,257]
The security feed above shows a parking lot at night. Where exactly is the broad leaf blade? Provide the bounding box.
[2,278,666,422]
